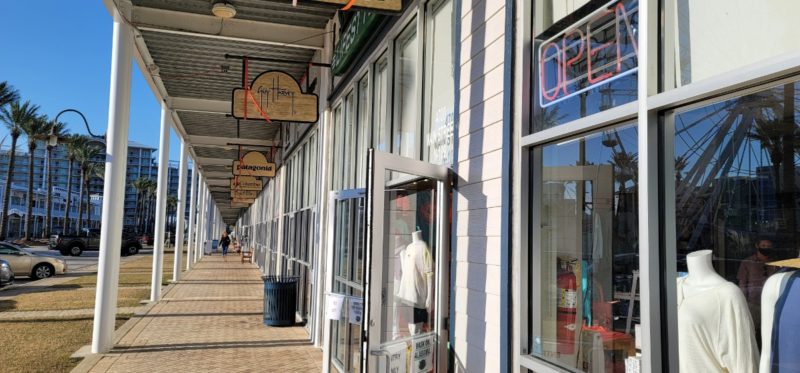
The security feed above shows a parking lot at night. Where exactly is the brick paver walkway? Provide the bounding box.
[77,256,322,373]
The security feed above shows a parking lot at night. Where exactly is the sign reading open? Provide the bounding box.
[538,0,638,108]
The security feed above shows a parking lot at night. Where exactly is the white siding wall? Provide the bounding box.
[453,0,507,370]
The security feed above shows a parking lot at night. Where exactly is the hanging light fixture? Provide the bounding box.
[212,2,237,19]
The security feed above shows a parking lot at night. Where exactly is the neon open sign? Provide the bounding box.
[538,0,638,108]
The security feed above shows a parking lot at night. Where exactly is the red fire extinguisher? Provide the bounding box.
[556,260,577,355]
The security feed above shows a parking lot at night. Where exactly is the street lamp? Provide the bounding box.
[51,109,105,236]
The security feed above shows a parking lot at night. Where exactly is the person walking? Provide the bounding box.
[220,232,231,260]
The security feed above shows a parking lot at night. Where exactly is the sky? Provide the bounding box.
[0,1,183,161]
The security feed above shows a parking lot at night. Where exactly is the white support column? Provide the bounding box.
[186,162,198,271]
[92,14,133,354]
[194,178,204,263]
[172,140,188,282]
[150,104,170,302]
[198,183,209,260]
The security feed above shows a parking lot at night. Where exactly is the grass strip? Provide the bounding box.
[0,287,149,312]
[0,317,128,372]
[63,273,172,287]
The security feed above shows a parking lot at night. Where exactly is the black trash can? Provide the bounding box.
[262,275,298,326]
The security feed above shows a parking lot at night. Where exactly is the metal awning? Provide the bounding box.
[104,0,337,224]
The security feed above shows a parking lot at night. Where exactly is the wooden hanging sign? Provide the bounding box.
[230,176,263,191]
[232,151,276,177]
[231,197,256,204]
[231,189,258,200]
[313,0,401,11]
[231,202,251,208]
[231,70,319,123]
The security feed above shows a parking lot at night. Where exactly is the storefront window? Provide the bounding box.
[394,21,420,159]
[666,79,800,371]
[532,0,639,132]
[664,0,800,89]
[345,93,357,189]
[423,0,455,166]
[333,106,344,191]
[530,123,639,372]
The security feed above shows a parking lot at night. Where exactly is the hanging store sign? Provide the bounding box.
[331,12,383,76]
[231,189,258,200]
[231,202,250,208]
[537,0,639,108]
[230,176,262,191]
[232,151,276,177]
[232,70,319,123]
[231,197,255,204]
[314,0,400,11]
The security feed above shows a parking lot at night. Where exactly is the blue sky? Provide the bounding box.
[0,1,183,161]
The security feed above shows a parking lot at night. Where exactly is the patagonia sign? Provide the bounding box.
[232,151,276,177]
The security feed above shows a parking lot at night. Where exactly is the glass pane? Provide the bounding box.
[345,93,357,189]
[394,22,420,159]
[532,123,639,372]
[335,200,352,279]
[357,77,371,187]
[532,0,639,132]
[374,59,391,153]
[668,80,800,371]
[423,0,455,166]
[381,174,437,339]
[665,0,800,89]
[333,106,344,190]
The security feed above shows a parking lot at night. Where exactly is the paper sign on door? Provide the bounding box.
[411,335,434,373]
[348,298,364,325]
[325,294,344,320]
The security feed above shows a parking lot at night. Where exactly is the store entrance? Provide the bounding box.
[362,150,451,373]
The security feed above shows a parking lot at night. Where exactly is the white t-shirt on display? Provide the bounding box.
[396,240,433,309]
[676,277,758,373]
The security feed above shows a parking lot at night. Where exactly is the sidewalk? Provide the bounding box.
[74,255,322,373]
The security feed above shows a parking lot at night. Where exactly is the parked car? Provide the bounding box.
[0,243,66,279]
[49,228,142,257]
[0,259,14,286]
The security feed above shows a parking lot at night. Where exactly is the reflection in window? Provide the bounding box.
[532,123,639,372]
[374,59,390,153]
[670,81,800,355]
[423,0,455,166]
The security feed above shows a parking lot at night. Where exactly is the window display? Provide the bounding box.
[676,250,758,372]
[530,123,639,372]
[760,259,800,373]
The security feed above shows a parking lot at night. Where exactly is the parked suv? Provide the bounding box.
[49,228,142,257]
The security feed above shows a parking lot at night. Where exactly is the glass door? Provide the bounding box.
[326,189,367,373]
[363,150,450,373]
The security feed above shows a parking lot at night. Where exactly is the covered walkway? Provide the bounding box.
[75,256,321,373]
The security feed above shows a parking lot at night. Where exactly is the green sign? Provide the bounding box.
[331,12,383,76]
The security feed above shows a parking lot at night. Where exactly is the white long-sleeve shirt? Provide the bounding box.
[677,277,759,373]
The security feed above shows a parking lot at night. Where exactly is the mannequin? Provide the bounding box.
[396,230,434,335]
[759,265,799,373]
[677,250,758,372]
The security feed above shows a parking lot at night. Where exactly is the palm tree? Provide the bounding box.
[43,121,67,238]
[167,194,178,233]
[0,101,39,239]
[75,143,102,232]
[0,82,20,108]
[63,135,88,234]
[145,180,156,233]
[131,177,147,232]
[20,114,52,240]
[84,162,104,228]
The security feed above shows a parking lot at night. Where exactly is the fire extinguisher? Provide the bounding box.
[556,259,577,355]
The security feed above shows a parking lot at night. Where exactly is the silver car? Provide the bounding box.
[0,259,13,286]
[0,243,67,279]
